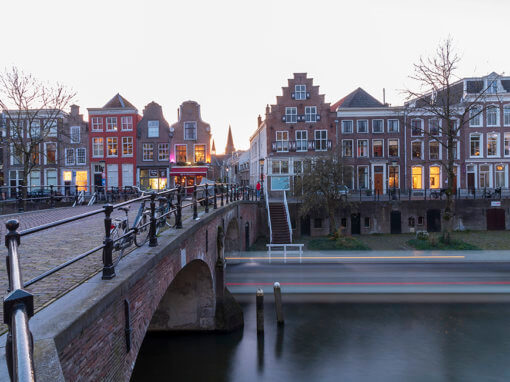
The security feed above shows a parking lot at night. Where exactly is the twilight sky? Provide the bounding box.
[1,0,509,152]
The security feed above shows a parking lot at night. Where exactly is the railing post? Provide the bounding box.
[149,192,158,247]
[50,184,55,208]
[205,184,209,213]
[193,185,198,220]
[213,184,218,209]
[102,204,115,279]
[230,184,233,202]
[4,219,36,382]
[225,184,229,205]
[17,186,23,212]
[74,185,79,206]
[176,185,183,229]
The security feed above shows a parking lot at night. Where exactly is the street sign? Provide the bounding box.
[491,201,501,207]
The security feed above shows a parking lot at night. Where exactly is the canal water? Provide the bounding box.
[131,301,510,381]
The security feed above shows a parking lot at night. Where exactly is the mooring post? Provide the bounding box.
[256,288,264,333]
[193,185,198,220]
[102,204,115,279]
[274,282,284,325]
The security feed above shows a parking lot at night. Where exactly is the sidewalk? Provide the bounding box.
[225,249,510,263]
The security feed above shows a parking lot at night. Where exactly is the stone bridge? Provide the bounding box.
[0,200,264,381]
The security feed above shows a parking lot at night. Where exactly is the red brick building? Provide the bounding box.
[88,94,141,191]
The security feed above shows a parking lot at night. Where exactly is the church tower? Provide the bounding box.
[225,125,235,155]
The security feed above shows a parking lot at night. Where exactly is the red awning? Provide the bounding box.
[169,166,208,176]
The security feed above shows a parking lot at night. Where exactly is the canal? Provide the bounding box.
[131,300,510,381]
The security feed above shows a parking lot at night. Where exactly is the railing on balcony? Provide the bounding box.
[271,140,332,152]
[283,190,292,243]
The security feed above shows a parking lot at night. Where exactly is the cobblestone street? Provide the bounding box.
[0,201,207,333]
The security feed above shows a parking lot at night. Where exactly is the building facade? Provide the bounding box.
[136,102,172,190]
[88,94,141,191]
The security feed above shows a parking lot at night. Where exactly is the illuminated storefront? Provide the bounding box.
[62,170,88,193]
[139,169,168,190]
[169,166,208,189]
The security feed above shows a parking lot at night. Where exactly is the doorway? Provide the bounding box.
[390,211,401,234]
[374,166,384,195]
[426,209,441,232]
[487,209,505,230]
[351,213,360,235]
[467,172,475,192]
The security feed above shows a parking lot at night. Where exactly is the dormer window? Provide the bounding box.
[148,120,159,138]
[295,85,306,100]
[487,78,498,94]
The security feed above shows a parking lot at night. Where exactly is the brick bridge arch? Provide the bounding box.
[0,201,263,381]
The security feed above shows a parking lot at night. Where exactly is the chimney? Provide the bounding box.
[383,88,386,105]
[257,114,262,127]
[177,107,180,121]
[70,104,79,116]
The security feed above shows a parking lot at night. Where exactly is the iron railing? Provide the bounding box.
[3,182,259,381]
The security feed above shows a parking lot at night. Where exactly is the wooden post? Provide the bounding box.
[256,289,264,333]
[273,282,284,325]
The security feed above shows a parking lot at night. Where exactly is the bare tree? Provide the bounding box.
[404,38,496,243]
[0,67,75,198]
[296,148,352,235]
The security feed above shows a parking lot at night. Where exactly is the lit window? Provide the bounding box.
[496,165,506,188]
[429,166,440,189]
[412,166,423,189]
[389,166,399,188]
[388,139,399,157]
[372,139,383,158]
[143,143,154,161]
[176,145,187,162]
[158,143,169,161]
[194,145,205,163]
[357,140,368,157]
[122,137,133,157]
[412,141,422,159]
[92,138,104,157]
[45,143,57,164]
[470,134,481,157]
[342,140,353,157]
[107,137,118,157]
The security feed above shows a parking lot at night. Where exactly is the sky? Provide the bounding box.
[1,0,509,152]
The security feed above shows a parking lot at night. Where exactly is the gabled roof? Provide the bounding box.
[331,88,385,111]
[103,93,137,109]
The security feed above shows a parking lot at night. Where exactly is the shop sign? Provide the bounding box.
[491,201,501,207]
[149,169,158,177]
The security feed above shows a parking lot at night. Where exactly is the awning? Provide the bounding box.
[169,166,208,176]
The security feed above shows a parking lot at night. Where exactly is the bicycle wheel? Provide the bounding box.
[134,213,150,247]
[110,226,125,266]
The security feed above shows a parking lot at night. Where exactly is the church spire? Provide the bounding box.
[211,139,216,154]
[225,125,235,155]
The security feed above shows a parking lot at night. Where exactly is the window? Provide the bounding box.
[372,139,383,158]
[285,107,297,123]
[295,85,306,100]
[272,160,289,174]
[122,137,133,157]
[504,105,510,126]
[372,119,383,133]
[46,119,58,137]
[315,130,327,151]
[429,119,440,136]
[488,79,498,94]
[46,169,57,187]
[470,134,481,157]
[158,143,169,161]
[122,164,133,187]
[107,164,118,188]
[342,120,353,133]
[29,170,40,188]
[412,166,423,189]
[357,120,368,133]
[487,133,499,157]
[505,133,510,156]
[91,117,103,131]
[487,106,499,126]
[411,119,423,136]
[496,165,506,188]
[358,166,368,189]
[106,137,118,157]
[364,217,370,228]
[30,120,40,138]
[106,117,117,132]
[389,166,399,188]
[409,217,415,228]
[470,106,482,126]
[342,140,353,157]
[388,139,399,157]
[121,116,133,131]
[412,141,422,159]
[357,139,368,157]
[429,141,440,160]
[70,126,80,143]
[184,122,197,140]
[293,160,302,174]
[388,119,399,133]
[194,145,205,162]
[296,130,307,151]
[417,216,424,226]
[143,143,154,161]
[148,120,159,137]
[30,144,40,165]
[479,165,490,188]
[92,137,104,158]
[276,131,289,152]
[76,148,86,165]
[65,148,75,165]
[45,143,57,164]
[10,120,22,139]
[176,145,187,162]
[449,140,460,160]
[430,166,440,189]
[305,106,317,122]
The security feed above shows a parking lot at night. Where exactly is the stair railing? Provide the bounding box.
[283,190,292,243]
[264,182,272,243]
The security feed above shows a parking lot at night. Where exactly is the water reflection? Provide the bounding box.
[132,302,510,382]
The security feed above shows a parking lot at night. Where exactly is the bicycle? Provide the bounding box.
[154,192,178,233]
[109,199,151,266]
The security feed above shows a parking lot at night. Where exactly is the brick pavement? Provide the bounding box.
[0,200,210,333]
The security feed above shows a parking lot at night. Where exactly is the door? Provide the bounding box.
[467,173,475,192]
[426,209,441,232]
[390,211,401,234]
[374,166,384,195]
[487,209,505,230]
[351,213,360,235]
[300,215,311,236]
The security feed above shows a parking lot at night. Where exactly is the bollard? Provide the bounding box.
[193,185,198,220]
[102,204,116,279]
[149,192,158,247]
[273,282,284,325]
[256,288,264,333]
[205,184,209,213]
[176,186,183,229]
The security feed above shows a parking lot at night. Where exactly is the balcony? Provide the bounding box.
[271,140,332,152]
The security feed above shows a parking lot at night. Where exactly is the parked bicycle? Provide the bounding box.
[431,188,447,199]
[154,193,178,232]
[109,199,151,266]
[483,187,502,199]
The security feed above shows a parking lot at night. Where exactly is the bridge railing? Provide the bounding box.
[2,182,259,381]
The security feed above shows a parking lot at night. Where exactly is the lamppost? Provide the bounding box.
[168,127,174,188]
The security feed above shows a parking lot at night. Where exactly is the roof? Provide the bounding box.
[331,88,385,111]
[102,93,137,109]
